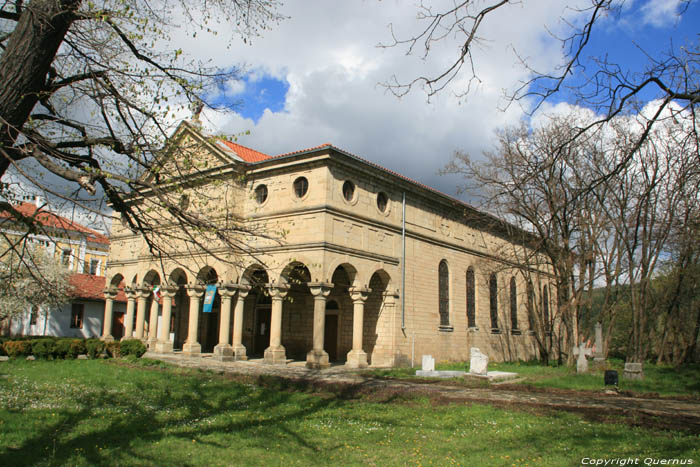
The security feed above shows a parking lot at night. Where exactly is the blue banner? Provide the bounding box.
[202,284,217,313]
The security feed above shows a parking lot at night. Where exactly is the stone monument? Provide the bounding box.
[469,347,489,376]
[593,322,605,365]
[573,342,592,373]
[623,362,644,380]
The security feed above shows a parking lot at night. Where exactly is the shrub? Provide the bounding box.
[68,339,86,359]
[30,339,55,359]
[120,339,147,358]
[4,340,32,358]
[106,341,121,358]
[85,339,106,359]
[0,337,7,356]
[53,339,72,359]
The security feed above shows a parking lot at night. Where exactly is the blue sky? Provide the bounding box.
[177,0,699,198]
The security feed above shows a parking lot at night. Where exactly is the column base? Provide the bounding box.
[120,334,133,342]
[345,349,368,368]
[155,341,173,353]
[232,344,248,361]
[182,342,201,355]
[213,343,234,361]
[306,349,330,369]
[264,345,287,364]
[146,338,158,350]
[101,335,114,343]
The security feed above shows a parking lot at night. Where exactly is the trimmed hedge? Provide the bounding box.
[0,337,147,360]
[120,339,147,358]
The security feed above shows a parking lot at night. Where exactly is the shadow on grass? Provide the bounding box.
[0,364,345,465]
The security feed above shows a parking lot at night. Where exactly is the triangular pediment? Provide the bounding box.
[142,121,244,185]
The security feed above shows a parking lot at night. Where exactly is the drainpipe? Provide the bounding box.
[401,192,406,334]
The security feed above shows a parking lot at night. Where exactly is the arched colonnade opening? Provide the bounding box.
[102,262,394,368]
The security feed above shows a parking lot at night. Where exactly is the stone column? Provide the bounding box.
[123,288,137,340]
[306,282,333,369]
[213,283,238,361]
[264,283,289,364]
[147,291,160,349]
[101,288,118,342]
[232,285,251,360]
[183,284,205,354]
[346,287,370,368]
[155,286,178,353]
[134,287,151,340]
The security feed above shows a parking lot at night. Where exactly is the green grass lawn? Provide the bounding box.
[1,359,698,466]
[370,360,700,398]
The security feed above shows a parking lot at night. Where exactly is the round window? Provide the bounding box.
[377,192,388,212]
[342,180,355,201]
[255,184,268,204]
[293,177,309,198]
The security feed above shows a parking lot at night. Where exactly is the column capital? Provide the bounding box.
[103,287,118,300]
[349,286,371,303]
[382,289,400,305]
[136,286,152,299]
[185,283,205,298]
[308,282,333,298]
[124,287,138,300]
[160,285,179,299]
[218,282,239,298]
[266,282,289,300]
[236,284,252,299]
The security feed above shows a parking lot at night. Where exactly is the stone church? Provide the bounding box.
[102,121,555,367]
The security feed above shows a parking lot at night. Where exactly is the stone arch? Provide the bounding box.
[194,266,220,352]
[325,259,362,286]
[142,270,161,287]
[278,261,313,361]
[109,273,125,289]
[168,268,188,286]
[364,269,392,365]
[196,266,218,285]
[168,268,189,350]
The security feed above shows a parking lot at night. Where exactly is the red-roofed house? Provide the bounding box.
[104,121,555,365]
[2,199,127,338]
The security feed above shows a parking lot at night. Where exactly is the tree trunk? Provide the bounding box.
[0,0,80,175]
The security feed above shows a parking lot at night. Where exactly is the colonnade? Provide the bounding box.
[102,281,374,368]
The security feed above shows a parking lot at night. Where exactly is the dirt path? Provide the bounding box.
[144,352,700,433]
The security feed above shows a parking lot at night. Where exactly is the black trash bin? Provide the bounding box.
[604,370,618,386]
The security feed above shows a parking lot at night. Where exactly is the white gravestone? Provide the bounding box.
[573,342,592,373]
[421,355,435,372]
[469,348,489,375]
[594,322,605,362]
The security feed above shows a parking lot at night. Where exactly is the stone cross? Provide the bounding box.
[594,322,605,362]
[469,347,489,375]
[421,355,435,372]
[573,342,593,373]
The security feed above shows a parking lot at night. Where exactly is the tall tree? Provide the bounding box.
[0,0,282,276]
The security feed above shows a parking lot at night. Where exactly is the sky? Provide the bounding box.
[161,0,698,202]
[6,0,697,227]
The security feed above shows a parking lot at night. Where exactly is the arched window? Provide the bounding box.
[510,277,518,331]
[466,267,476,327]
[489,273,499,332]
[543,285,550,334]
[438,260,449,326]
[527,280,535,330]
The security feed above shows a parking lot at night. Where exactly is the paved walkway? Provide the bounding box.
[144,351,700,432]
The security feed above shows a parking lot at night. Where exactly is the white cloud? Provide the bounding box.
[640,0,683,27]
[171,0,600,197]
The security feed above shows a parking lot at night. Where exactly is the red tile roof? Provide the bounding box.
[218,140,271,163]
[0,202,109,245]
[69,274,127,302]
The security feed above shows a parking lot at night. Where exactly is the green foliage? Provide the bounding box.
[3,340,31,358]
[67,339,86,359]
[0,360,697,466]
[30,339,55,359]
[85,339,106,359]
[119,339,146,358]
[105,341,121,358]
[52,339,72,359]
